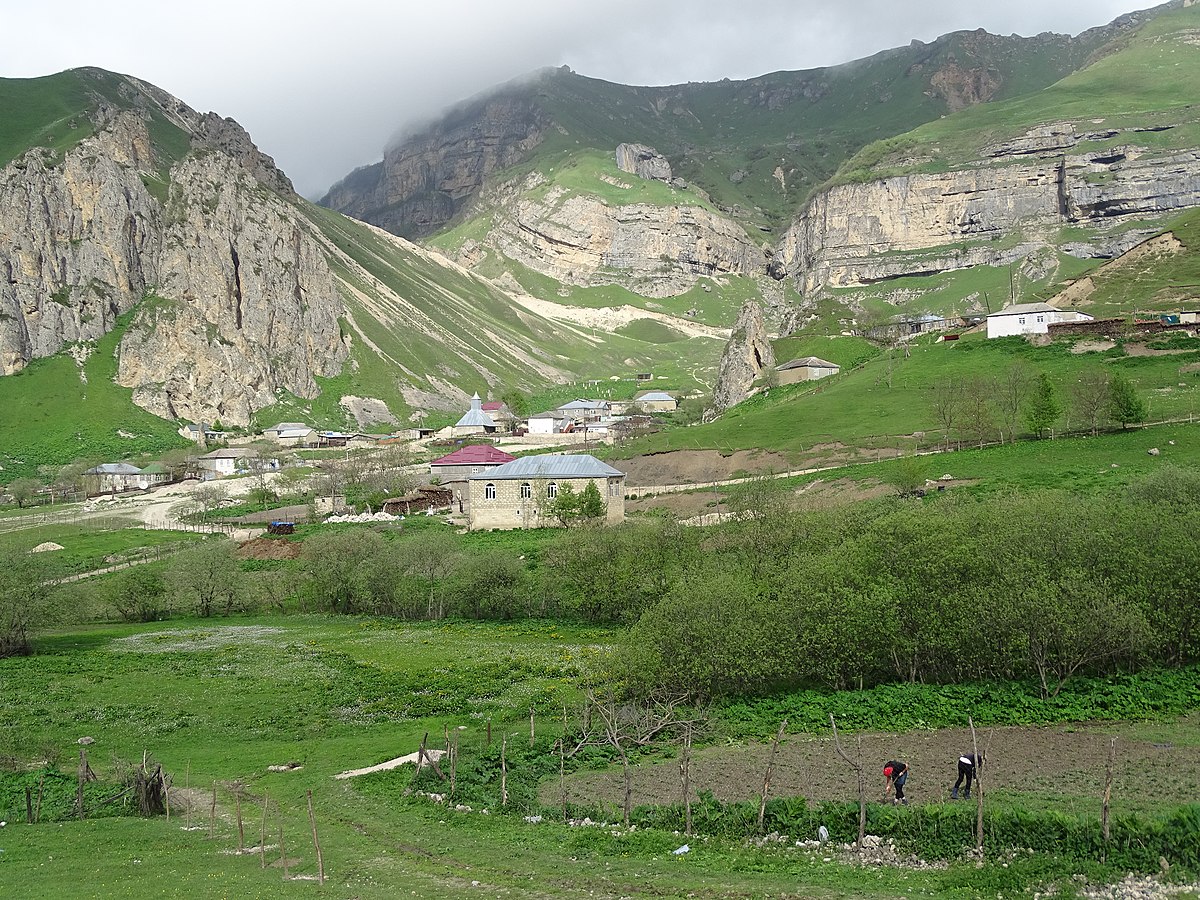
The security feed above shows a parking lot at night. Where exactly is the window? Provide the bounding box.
[471,466,481,474]
[547,482,558,499]
[1036,315,1044,323]
[609,480,620,498]
[520,482,531,500]
[1018,317,1026,325]
[484,483,496,500]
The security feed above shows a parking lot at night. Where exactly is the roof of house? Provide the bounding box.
[431,445,516,467]
[557,399,609,411]
[470,454,625,481]
[199,448,253,460]
[987,302,1062,318]
[455,393,497,429]
[86,463,142,475]
[528,410,565,420]
[265,421,311,433]
[778,356,839,370]
[481,401,506,412]
[634,391,675,402]
[140,463,169,474]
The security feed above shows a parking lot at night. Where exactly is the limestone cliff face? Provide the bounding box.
[321,93,548,238]
[0,97,347,425]
[776,137,1200,293]
[488,181,765,297]
[712,300,774,412]
[615,144,672,182]
[0,114,162,374]
[116,153,346,426]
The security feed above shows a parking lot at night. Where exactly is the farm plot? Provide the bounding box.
[551,720,1200,818]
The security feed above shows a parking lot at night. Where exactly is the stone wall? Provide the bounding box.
[468,476,625,530]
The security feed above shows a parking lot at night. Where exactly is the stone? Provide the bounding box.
[1148,447,1161,456]
[615,143,672,182]
[711,300,775,412]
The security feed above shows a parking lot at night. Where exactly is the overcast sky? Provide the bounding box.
[4,0,1147,198]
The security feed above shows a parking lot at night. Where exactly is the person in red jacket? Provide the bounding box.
[883,759,909,804]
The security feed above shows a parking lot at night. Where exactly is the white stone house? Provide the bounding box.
[84,463,145,493]
[556,399,611,422]
[986,303,1093,339]
[631,391,678,412]
[468,454,626,530]
[198,448,279,479]
[776,357,840,385]
[262,422,318,447]
[526,411,567,435]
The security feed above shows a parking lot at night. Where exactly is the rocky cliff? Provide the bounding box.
[486,177,766,297]
[711,300,775,412]
[775,132,1200,294]
[0,91,347,426]
[321,90,549,239]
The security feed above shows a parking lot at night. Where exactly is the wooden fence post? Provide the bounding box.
[501,735,508,808]
[235,787,244,852]
[209,781,217,839]
[681,723,693,837]
[184,761,191,830]
[757,719,788,832]
[306,790,325,886]
[279,822,289,880]
[1102,737,1117,859]
[530,705,536,747]
[260,792,268,869]
[830,715,865,851]
[969,716,984,858]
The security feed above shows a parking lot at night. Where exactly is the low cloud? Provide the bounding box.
[4,0,1143,197]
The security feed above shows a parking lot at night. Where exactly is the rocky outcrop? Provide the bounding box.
[776,144,1200,293]
[0,96,347,426]
[615,143,672,182]
[487,180,765,297]
[0,113,162,373]
[321,91,549,238]
[712,300,774,412]
[116,153,346,426]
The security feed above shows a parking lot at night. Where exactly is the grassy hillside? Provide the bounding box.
[0,311,188,481]
[834,4,1200,184]
[615,326,1200,460]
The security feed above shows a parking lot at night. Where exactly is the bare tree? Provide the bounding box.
[570,688,704,827]
[1071,370,1111,436]
[994,364,1032,443]
[929,378,964,450]
[960,376,997,449]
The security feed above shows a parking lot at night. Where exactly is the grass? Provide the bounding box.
[0,308,189,481]
[614,329,1200,460]
[0,523,208,575]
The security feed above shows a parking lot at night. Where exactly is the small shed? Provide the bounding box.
[776,356,840,385]
[267,521,296,535]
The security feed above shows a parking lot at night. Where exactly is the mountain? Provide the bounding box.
[773,1,1200,330]
[0,69,729,478]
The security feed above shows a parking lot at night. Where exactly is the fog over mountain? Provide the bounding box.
[4,0,1141,198]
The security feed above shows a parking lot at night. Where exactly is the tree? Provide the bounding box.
[192,483,227,522]
[883,453,927,497]
[1024,372,1060,439]
[168,541,243,617]
[109,566,171,622]
[960,376,997,449]
[546,483,582,526]
[1071,370,1111,436]
[398,530,459,620]
[301,530,390,615]
[0,550,54,657]
[929,378,963,449]
[579,481,606,521]
[1107,373,1147,428]
[6,477,42,508]
[499,387,531,418]
[994,364,1032,443]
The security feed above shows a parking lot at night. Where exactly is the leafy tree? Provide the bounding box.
[397,530,459,620]
[1024,372,1060,438]
[0,550,55,657]
[960,376,996,449]
[1107,372,1147,428]
[168,540,243,616]
[301,530,390,615]
[1070,370,1111,436]
[192,483,227,522]
[109,566,171,623]
[882,453,927,496]
[579,481,606,520]
[547,483,582,526]
[6,477,42,508]
[499,387,530,418]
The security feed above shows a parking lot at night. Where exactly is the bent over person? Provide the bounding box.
[883,760,909,804]
[952,752,982,799]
